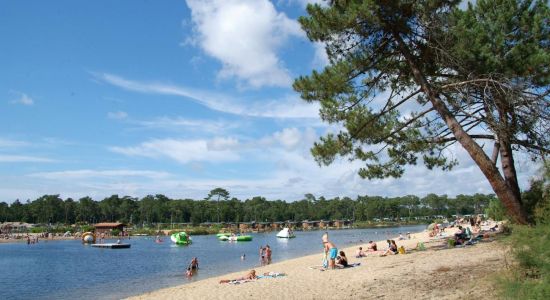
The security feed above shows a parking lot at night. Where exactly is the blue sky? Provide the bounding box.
[0,0,538,203]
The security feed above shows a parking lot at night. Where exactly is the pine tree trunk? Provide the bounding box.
[495,100,523,208]
[392,32,529,224]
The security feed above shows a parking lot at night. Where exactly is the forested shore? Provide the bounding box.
[0,190,500,226]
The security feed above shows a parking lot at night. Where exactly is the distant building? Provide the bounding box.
[94,222,125,236]
[271,221,285,230]
[0,222,34,233]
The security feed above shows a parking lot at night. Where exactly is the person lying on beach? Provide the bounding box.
[219,270,257,284]
[336,251,348,267]
[355,247,367,258]
[381,240,398,256]
[366,241,377,251]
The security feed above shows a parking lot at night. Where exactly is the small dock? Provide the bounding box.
[91,243,131,249]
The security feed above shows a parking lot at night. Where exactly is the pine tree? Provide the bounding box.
[294,0,549,224]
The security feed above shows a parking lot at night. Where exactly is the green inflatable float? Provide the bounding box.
[171,232,192,245]
[218,235,253,242]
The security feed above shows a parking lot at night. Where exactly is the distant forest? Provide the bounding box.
[0,190,498,225]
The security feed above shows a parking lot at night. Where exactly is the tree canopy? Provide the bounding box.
[0,192,496,226]
[293,0,549,224]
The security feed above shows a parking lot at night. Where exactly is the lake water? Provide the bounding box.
[0,225,425,299]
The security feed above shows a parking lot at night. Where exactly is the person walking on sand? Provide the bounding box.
[322,233,338,269]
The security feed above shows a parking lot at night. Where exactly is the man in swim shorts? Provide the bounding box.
[323,235,338,269]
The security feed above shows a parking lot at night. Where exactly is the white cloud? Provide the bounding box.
[0,138,28,148]
[29,169,171,180]
[261,127,317,151]
[94,72,320,119]
[109,138,241,164]
[312,42,330,69]
[279,0,326,8]
[10,92,34,105]
[5,127,540,202]
[107,111,128,120]
[4,146,540,202]
[207,137,240,151]
[0,154,54,163]
[134,116,236,134]
[185,0,304,88]
[459,0,477,10]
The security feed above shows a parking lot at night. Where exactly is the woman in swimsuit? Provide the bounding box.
[219,270,256,283]
[336,251,348,267]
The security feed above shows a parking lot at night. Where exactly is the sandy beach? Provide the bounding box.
[129,225,506,300]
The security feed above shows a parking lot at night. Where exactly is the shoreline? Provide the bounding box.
[129,222,504,300]
[0,224,426,245]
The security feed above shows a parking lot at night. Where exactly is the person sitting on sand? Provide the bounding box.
[219,270,257,283]
[355,247,367,258]
[366,241,377,251]
[381,240,398,256]
[336,251,348,267]
[454,226,466,245]
[322,235,338,269]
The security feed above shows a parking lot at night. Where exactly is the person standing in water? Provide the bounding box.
[259,245,266,266]
[265,245,272,264]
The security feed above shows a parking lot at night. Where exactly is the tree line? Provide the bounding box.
[0,190,497,226]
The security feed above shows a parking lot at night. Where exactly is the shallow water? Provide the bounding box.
[0,225,424,299]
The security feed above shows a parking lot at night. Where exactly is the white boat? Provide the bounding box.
[276,228,295,238]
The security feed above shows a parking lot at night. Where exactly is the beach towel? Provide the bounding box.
[342,262,361,268]
[228,279,253,285]
[257,272,286,279]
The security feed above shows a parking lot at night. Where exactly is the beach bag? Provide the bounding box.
[398,246,406,254]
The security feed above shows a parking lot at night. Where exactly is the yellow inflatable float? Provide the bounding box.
[81,232,96,244]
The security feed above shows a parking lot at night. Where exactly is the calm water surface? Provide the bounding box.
[0,225,425,299]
